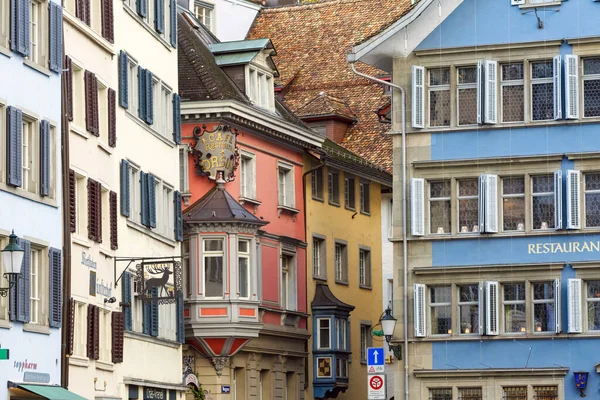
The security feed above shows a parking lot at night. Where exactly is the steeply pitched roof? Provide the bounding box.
[311,283,355,313]
[247,0,414,173]
[295,92,356,121]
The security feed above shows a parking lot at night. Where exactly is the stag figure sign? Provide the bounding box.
[136,259,182,305]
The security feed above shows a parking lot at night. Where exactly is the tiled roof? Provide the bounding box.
[247,0,414,173]
[295,92,356,120]
[311,283,355,312]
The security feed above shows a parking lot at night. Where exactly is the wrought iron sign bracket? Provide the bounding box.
[113,255,183,288]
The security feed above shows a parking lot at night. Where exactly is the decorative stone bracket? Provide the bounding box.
[212,357,230,376]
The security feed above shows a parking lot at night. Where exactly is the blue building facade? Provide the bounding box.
[0,0,64,398]
[351,0,600,399]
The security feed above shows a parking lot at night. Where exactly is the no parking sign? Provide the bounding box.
[367,374,386,400]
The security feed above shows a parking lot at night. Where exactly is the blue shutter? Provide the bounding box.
[142,294,151,335]
[10,0,17,51]
[176,291,185,343]
[122,273,133,331]
[40,120,51,197]
[174,190,183,242]
[7,107,23,187]
[119,51,129,109]
[49,2,63,73]
[154,0,164,33]
[145,69,154,125]
[16,238,31,323]
[120,160,130,217]
[169,0,176,48]
[138,66,146,121]
[140,171,149,226]
[136,0,147,18]
[172,93,181,144]
[150,287,159,337]
[17,0,30,56]
[147,174,157,228]
[49,247,62,328]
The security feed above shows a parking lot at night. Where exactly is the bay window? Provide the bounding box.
[317,318,330,349]
[584,172,600,227]
[457,66,478,126]
[583,57,600,118]
[203,239,224,298]
[501,63,524,122]
[504,283,526,333]
[429,181,451,234]
[430,286,452,335]
[281,254,296,310]
[531,61,554,121]
[457,179,479,233]
[531,175,555,230]
[458,284,479,334]
[429,68,451,127]
[532,282,556,333]
[502,177,525,231]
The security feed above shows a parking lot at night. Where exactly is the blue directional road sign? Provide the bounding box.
[367,347,385,373]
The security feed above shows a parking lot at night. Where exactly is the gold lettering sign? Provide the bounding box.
[191,124,239,182]
[527,241,600,254]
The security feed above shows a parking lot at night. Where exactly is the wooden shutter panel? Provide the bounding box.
[7,106,23,187]
[170,0,177,48]
[93,75,99,135]
[143,295,151,335]
[101,0,114,43]
[65,57,74,121]
[67,298,75,355]
[85,71,95,135]
[174,191,183,241]
[565,54,579,119]
[173,93,181,144]
[137,0,147,18]
[140,171,149,226]
[110,191,118,250]
[10,0,17,51]
[88,179,102,242]
[108,88,117,147]
[13,0,30,56]
[413,284,426,337]
[476,60,483,124]
[148,174,157,228]
[155,0,165,33]
[485,281,499,335]
[176,292,185,343]
[122,274,133,331]
[49,2,63,73]
[478,282,485,334]
[553,55,562,120]
[49,248,62,328]
[411,66,425,129]
[150,287,159,337]
[484,60,498,124]
[566,170,581,229]
[568,278,582,333]
[77,0,91,26]
[120,160,130,217]
[554,279,561,334]
[479,174,498,233]
[410,178,425,236]
[15,238,31,323]
[69,169,77,232]
[39,120,51,197]
[554,170,563,230]
[118,51,129,109]
[112,312,124,363]
[145,70,154,125]
[138,66,147,121]
[87,304,100,359]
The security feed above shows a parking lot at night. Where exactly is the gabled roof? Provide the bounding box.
[247,0,415,173]
[296,92,356,122]
[210,39,275,55]
[311,283,355,313]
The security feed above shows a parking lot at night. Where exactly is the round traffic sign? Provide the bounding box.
[369,375,383,390]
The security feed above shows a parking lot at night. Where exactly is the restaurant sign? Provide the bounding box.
[136,260,182,304]
[143,387,166,400]
[191,124,239,182]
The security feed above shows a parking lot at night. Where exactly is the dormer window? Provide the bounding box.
[247,66,275,111]
[194,1,214,33]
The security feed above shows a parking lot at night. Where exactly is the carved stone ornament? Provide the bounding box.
[191,124,239,182]
[212,357,230,376]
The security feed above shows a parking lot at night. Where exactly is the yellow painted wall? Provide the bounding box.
[304,155,384,400]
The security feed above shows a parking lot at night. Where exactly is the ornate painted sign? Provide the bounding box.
[136,260,182,304]
[143,387,166,400]
[191,124,239,182]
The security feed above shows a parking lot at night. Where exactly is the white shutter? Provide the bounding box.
[553,55,562,120]
[477,60,483,124]
[412,66,425,129]
[485,281,499,335]
[414,284,426,337]
[478,281,485,335]
[479,174,498,233]
[411,178,425,236]
[554,170,563,230]
[566,170,581,229]
[478,175,485,233]
[484,60,498,124]
[568,278,582,333]
[554,279,561,334]
[564,54,579,119]
[511,0,525,4]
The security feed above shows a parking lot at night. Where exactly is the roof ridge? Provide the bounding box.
[260,0,377,12]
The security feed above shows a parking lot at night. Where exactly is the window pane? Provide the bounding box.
[430,90,451,127]
[459,388,482,400]
[502,63,524,81]
[239,257,249,298]
[205,239,223,251]
[504,387,527,400]
[533,386,558,400]
[503,177,525,231]
[458,67,477,84]
[583,58,600,75]
[531,61,553,79]
[319,319,330,348]
[505,283,526,301]
[205,256,223,297]
[532,82,554,121]
[458,88,477,125]
[532,175,555,230]
[583,79,600,117]
[587,280,600,331]
[430,181,451,234]
[502,85,524,122]
[430,388,452,400]
[431,286,451,335]
[459,285,479,334]
[430,68,450,85]
[431,181,451,198]
[458,179,479,232]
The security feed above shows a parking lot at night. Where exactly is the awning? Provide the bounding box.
[11,384,86,400]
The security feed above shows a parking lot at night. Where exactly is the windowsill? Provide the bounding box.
[125,111,175,148]
[345,206,356,212]
[360,210,371,216]
[359,285,372,290]
[312,196,325,203]
[239,196,262,206]
[124,331,181,348]
[68,355,90,367]
[63,11,116,55]
[408,228,596,241]
[519,1,561,9]
[127,219,177,247]
[23,323,50,335]
[122,5,174,51]
[23,59,52,77]
[97,140,113,155]
[0,183,58,208]
[96,360,114,371]
[72,234,91,249]
[0,46,11,58]
[277,205,300,216]
[335,280,349,286]
[412,117,600,134]
[70,124,90,139]
[328,200,341,208]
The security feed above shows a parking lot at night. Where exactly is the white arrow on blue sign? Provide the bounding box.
[367,347,385,367]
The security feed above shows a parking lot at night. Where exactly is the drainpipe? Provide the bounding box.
[349,62,408,400]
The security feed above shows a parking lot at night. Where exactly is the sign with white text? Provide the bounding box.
[367,374,386,400]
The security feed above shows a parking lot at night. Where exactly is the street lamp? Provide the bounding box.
[0,231,25,297]
[381,307,402,360]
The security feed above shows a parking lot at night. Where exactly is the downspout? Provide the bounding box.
[60,4,72,389]
[349,62,408,400]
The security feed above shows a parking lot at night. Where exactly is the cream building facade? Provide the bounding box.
[63,0,185,398]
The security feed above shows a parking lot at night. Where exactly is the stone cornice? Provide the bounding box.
[413,154,563,169]
[413,367,569,379]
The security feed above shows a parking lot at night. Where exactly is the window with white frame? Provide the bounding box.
[0,0,8,50]
[281,254,296,310]
[457,66,478,126]
[123,0,170,40]
[99,309,111,362]
[21,116,36,194]
[28,0,47,67]
[359,324,371,362]
[128,163,141,224]
[502,177,525,231]
[157,181,174,239]
[73,301,87,357]
[359,248,371,288]
[429,180,451,234]
[458,284,479,335]
[504,283,526,333]
[152,81,173,139]
[531,175,555,230]
[179,147,189,194]
[335,358,348,378]
[344,174,356,209]
[240,152,256,200]
[583,58,600,118]
[531,61,554,121]
[278,163,294,208]
[328,169,340,205]
[532,282,556,333]
[501,63,525,122]
[247,66,275,111]
[334,242,347,284]
[429,68,451,127]
[359,181,370,214]
[430,286,451,335]
[194,2,214,32]
[335,318,347,350]
[71,62,85,127]
[586,280,600,331]
[584,173,600,227]
[312,236,326,280]
[203,239,224,298]
[97,81,108,144]
[238,240,250,299]
[29,246,46,325]
[457,179,478,233]
[127,57,139,115]
[312,167,324,200]
[317,318,330,350]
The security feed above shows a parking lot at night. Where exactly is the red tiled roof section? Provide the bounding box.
[295,92,356,120]
[247,0,414,172]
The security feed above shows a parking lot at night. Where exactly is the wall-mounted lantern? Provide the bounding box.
[0,231,24,297]
[380,307,402,360]
[574,371,589,397]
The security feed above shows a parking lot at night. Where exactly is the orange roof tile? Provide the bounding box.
[295,92,356,120]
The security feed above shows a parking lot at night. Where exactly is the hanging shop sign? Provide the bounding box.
[191,124,239,182]
[143,387,166,400]
[136,260,182,304]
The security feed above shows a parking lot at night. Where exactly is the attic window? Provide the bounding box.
[247,66,275,111]
[194,1,214,32]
